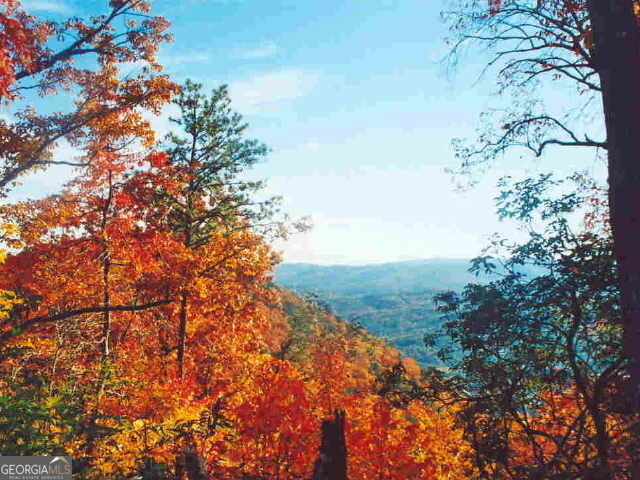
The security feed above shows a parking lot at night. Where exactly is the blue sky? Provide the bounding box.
[8,0,607,264]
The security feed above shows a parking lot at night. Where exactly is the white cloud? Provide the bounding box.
[229,70,317,114]
[146,103,181,140]
[21,0,72,14]
[160,51,210,66]
[236,41,279,60]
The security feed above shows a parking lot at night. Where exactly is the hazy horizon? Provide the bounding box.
[276,256,475,267]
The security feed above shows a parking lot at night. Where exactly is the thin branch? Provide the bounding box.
[0,298,173,344]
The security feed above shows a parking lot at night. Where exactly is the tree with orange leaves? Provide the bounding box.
[0,0,176,344]
[0,147,181,346]
[347,395,472,480]
[0,0,45,97]
[152,80,290,379]
[0,78,294,477]
[0,145,185,463]
[0,126,282,477]
[0,0,176,194]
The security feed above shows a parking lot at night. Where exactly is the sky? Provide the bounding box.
[8,0,608,265]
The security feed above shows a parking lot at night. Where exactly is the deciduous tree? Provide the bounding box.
[0,0,175,194]
[444,0,640,417]
[427,174,636,479]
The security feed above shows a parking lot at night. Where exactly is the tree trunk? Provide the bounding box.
[99,251,112,388]
[311,410,348,480]
[177,291,189,380]
[177,210,192,380]
[587,1,640,477]
[86,170,114,457]
[588,0,640,408]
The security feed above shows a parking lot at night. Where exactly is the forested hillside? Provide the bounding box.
[275,259,498,365]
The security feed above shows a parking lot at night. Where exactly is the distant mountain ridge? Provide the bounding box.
[275,258,491,295]
[275,258,493,365]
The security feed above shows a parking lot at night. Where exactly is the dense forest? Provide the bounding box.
[0,1,638,479]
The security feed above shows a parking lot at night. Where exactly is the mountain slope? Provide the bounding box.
[275,259,490,365]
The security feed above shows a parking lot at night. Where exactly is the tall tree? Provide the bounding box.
[157,80,284,378]
[444,0,640,416]
[586,0,640,421]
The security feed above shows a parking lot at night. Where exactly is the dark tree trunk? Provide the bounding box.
[588,0,640,411]
[177,214,192,380]
[86,170,114,458]
[311,410,348,480]
[587,1,640,477]
[177,291,189,379]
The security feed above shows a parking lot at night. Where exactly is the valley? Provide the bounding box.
[275,259,491,365]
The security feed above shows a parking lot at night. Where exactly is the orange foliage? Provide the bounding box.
[347,396,472,480]
[507,388,636,479]
[0,0,177,192]
[0,6,477,478]
[0,0,46,98]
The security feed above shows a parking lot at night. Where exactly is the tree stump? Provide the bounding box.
[311,409,348,480]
